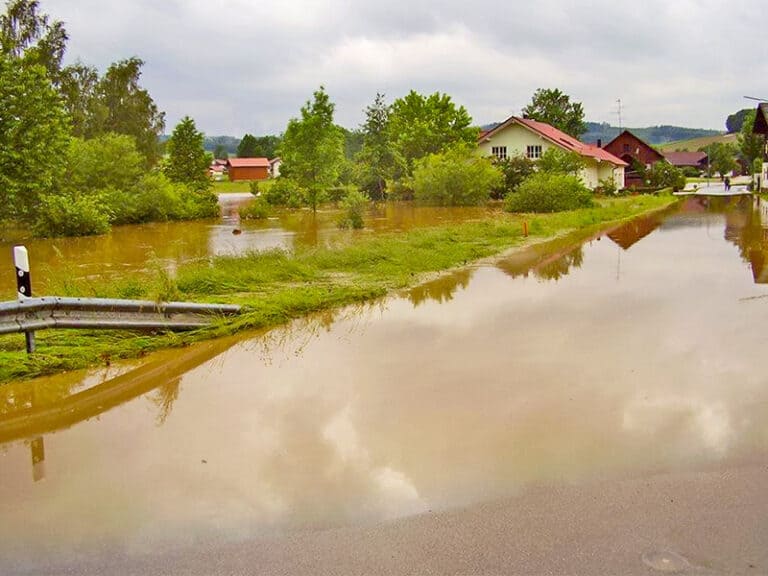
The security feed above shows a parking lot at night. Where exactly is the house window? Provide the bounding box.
[623,144,631,153]
[491,146,507,160]
[526,145,542,159]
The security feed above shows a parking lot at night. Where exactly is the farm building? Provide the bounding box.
[602,130,665,187]
[226,158,270,181]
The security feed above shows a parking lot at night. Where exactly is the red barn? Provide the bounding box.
[602,130,665,187]
[226,158,269,181]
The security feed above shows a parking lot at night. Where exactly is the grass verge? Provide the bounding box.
[0,195,679,383]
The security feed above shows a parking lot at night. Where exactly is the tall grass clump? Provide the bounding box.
[337,189,368,229]
[239,197,271,220]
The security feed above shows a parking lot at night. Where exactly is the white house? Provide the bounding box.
[269,157,282,179]
[477,116,626,190]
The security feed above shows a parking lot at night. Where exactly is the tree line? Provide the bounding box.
[0,0,217,236]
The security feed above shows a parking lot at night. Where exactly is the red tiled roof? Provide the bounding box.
[226,157,269,168]
[663,151,707,166]
[479,116,628,166]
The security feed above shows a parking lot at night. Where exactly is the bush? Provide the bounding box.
[413,144,502,206]
[261,177,306,207]
[646,161,686,191]
[240,197,271,220]
[105,173,219,225]
[505,172,594,213]
[491,155,535,199]
[681,166,701,178]
[33,194,110,237]
[595,176,618,196]
[337,189,368,229]
[327,184,359,204]
[385,178,414,201]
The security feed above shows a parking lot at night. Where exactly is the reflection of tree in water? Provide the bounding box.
[150,379,181,426]
[241,300,385,367]
[532,246,584,281]
[407,269,473,306]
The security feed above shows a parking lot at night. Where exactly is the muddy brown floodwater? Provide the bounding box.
[0,199,495,298]
[1,196,768,574]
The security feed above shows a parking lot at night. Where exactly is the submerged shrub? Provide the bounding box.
[505,172,593,213]
[413,144,502,206]
[261,177,305,207]
[240,197,271,220]
[337,189,368,229]
[33,194,110,237]
[105,173,218,225]
[490,154,535,199]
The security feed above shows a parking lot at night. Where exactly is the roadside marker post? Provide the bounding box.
[13,246,35,353]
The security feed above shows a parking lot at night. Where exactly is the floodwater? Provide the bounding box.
[2,195,768,572]
[0,197,494,299]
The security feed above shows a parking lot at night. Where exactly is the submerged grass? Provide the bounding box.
[0,195,678,383]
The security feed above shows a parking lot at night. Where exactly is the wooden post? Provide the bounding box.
[13,246,35,353]
[523,221,529,237]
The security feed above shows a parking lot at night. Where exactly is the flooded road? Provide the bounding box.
[0,200,494,299]
[2,196,768,573]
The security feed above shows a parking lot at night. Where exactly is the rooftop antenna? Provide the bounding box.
[617,98,623,130]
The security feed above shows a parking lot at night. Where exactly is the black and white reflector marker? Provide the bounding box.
[13,245,35,353]
[14,245,31,299]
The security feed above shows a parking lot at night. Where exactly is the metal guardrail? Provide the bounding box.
[0,296,241,335]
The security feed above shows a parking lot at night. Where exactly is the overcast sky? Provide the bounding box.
[44,0,766,137]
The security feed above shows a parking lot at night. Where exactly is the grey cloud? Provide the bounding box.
[44,0,765,136]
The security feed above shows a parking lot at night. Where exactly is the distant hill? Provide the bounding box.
[582,122,722,146]
[656,133,738,153]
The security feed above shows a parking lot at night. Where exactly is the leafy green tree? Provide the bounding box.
[164,116,210,191]
[279,86,345,211]
[58,62,105,137]
[646,161,685,190]
[98,57,165,166]
[522,88,586,138]
[726,109,751,133]
[62,133,144,194]
[412,144,502,206]
[237,134,281,158]
[0,0,67,77]
[213,144,228,160]
[355,92,401,200]
[0,53,69,221]
[254,135,281,158]
[537,148,586,176]
[703,142,738,177]
[237,133,258,157]
[738,110,763,171]
[388,90,477,174]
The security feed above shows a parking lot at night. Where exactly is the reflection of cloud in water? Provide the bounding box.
[623,395,733,456]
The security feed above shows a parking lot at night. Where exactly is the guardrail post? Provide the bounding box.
[13,246,35,353]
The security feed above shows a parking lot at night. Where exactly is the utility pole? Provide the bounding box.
[616,99,623,130]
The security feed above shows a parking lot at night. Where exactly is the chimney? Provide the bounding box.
[597,138,602,148]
